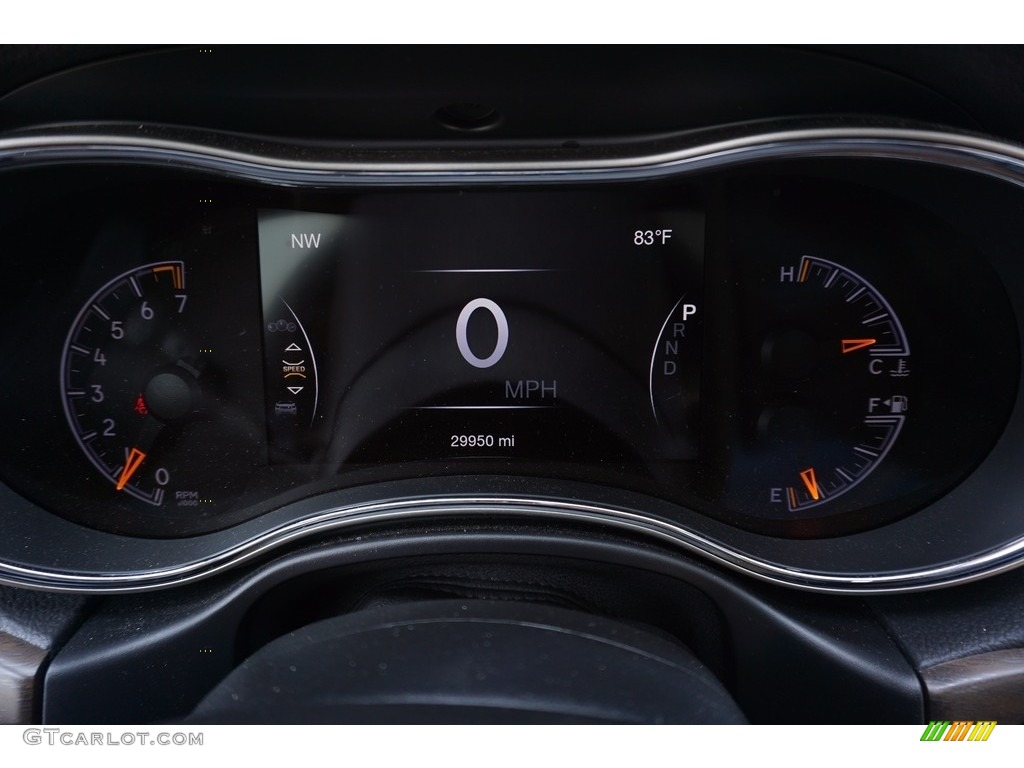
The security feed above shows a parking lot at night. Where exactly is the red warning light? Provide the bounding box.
[133,394,149,416]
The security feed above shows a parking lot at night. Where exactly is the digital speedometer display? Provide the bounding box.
[256,191,706,468]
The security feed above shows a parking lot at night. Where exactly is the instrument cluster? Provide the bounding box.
[1,125,1023,592]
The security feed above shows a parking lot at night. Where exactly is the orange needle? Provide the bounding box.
[116,447,147,491]
[799,468,821,501]
[841,338,877,354]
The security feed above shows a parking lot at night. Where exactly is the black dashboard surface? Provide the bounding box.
[2,45,1024,726]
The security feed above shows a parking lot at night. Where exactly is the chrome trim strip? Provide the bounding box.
[1,495,1023,596]
[1,127,1024,185]
[3,125,1024,594]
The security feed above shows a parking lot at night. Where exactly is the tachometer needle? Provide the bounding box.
[799,467,821,501]
[116,447,148,491]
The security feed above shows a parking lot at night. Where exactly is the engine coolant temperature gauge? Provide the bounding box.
[726,255,913,518]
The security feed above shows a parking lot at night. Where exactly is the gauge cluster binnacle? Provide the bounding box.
[1,127,1023,593]
[2,155,1019,539]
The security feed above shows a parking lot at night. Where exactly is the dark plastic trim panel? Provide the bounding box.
[42,530,923,724]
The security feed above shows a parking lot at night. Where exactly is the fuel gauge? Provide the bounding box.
[724,255,914,520]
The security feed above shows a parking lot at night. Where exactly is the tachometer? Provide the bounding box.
[60,260,255,512]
